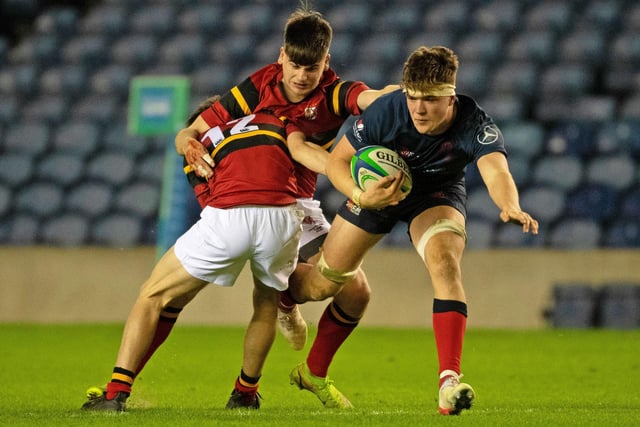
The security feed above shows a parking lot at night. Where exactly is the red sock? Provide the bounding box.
[106,367,134,399]
[432,299,467,385]
[135,307,182,375]
[306,303,358,378]
[278,290,297,312]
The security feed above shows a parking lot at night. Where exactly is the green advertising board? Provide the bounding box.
[128,76,190,136]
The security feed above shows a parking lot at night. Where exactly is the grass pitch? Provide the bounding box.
[1,324,638,426]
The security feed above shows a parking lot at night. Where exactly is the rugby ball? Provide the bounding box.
[350,145,412,193]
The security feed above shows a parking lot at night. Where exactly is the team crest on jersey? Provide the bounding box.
[304,106,318,120]
[477,125,500,145]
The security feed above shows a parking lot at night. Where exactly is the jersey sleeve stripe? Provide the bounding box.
[231,86,252,116]
[331,81,346,117]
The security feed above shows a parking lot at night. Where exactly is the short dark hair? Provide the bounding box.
[283,7,332,65]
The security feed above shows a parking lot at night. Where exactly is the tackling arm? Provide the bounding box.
[287,131,328,175]
[174,115,214,179]
[356,84,401,111]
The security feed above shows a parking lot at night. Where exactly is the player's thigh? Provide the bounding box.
[321,214,384,271]
[139,247,208,302]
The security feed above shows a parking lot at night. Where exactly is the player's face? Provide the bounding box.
[278,49,329,103]
[406,95,455,135]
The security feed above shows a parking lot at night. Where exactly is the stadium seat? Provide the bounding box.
[532,155,583,191]
[110,34,158,71]
[0,64,38,96]
[0,152,34,189]
[594,120,640,156]
[494,221,546,248]
[596,283,640,329]
[465,218,494,250]
[9,34,61,67]
[0,213,40,245]
[36,153,85,187]
[34,6,78,39]
[91,213,144,247]
[422,1,470,33]
[504,156,531,188]
[3,121,49,156]
[228,4,273,36]
[207,34,256,66]
[65,182,114,218]
[70,95,118,125]
[519,186,566,224]
[39,64,88,99]
[545,121,597,157]
[0,184,10,218]
[620,188,640,219]
[548,219,602,249]
[470,0,522,33]
[85,151,136,187]
[479,94,525,124]
[539,64,594,97]
[355,32,405,65]
[16,182,64,218]
[557,29,606,66]
[0,95,18,125]
[620,95,640,121]
[62,34,109,70]
[115,182,161,218]
[455,61,489,99]
[406,31,457,54]
[79,3,129,37]
[177,3,224,35]
[609,31,640,66]
[524,1,574,33]
[40,213,89,246]
[585,155,635,190]
[21,95,69,124]
[565,183,619,222]
[52,120,101,156]
[326,3,372,36]
[602,65,640,95]
[374,5,421,33]
[90,64,132,101]
[129,4,177,36]
[159,33,205,73]
[466,188,500,221]
[101,123,148,155]
[136,151,166,185]
[501,121,545,160]
[549,283,598,328]
[506,31,556,64]
[569,96,616,122]
[490,61,538,98]
[604,219,640,248]
[455,31,503,63]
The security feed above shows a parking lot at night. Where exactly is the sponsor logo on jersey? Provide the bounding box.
[353,118,365,143]
[477,124,500,145]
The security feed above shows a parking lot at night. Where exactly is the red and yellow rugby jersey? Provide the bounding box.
[200,63,369,198]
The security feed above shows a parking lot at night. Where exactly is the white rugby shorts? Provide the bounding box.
[296,198,330,260]
[174,204,304,291]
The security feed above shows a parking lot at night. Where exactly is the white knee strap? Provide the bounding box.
[415,219,467,262]
[316,250,360,284]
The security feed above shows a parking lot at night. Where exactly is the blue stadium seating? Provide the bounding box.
[0,0,639,248]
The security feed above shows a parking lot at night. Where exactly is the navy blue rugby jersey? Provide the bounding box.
[345,91,506,190]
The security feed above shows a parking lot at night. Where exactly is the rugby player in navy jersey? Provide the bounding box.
[287,46,539,415]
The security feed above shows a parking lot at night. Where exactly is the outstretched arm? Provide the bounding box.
[356,84,401,111]
[287,131,328,175]
[477,152,539,234]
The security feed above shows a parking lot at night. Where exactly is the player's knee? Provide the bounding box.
[415,219,466,262]
[348,269,372,304]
